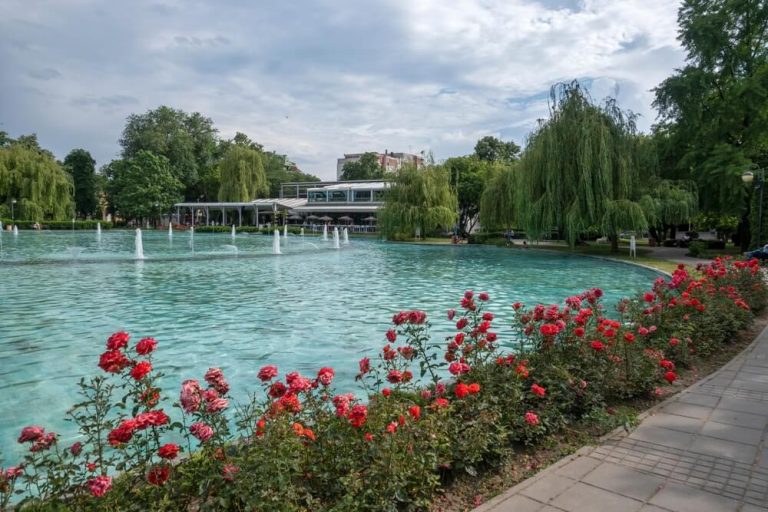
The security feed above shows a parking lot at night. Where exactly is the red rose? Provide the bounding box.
[18,425,45,444]
[456,318,469,330]
[447,309,456,320]
[257,365,278,381]
[448,361,471,375]
[659,359,675,370]
[358,357,370,375]
[664,371,677,383]
[524,411,539,426]
[408,405,421,421]
[88,475,112,497]
[531,384,546,397]
[574,327,585,337]
[70,441,83,456]
[147,465,170,486]
[106,331,130,350]
[222,464,239,482]
[205,367,230,395]
[268,382,287,398]
[190,422,214,442]
[382,388,391,397]
[348,404,368,428]
[590,341,605,351]
[158,443,179,459]
[478,291,489,301]
[468,383,481,394]
[464,290,474,299]
[385,329,397,342]
[624,332,635,343]
[317,367,335,386]
[108,419,137,446]
[135,337,157,355]
[454,383,470,399]
[130,361,152,381]
[386,370,402,384]
[98,350,131,374]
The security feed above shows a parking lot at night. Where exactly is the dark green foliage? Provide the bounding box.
[0,137,73,221]
[64,149,98,218]
[653,0,768,217]
[119,106,218,200]
[518,82,647,251]
[379,165,457,239]
[105,151,184,221]
[474,136,520,163]
[217,145,269,201]
[339,153,385,180]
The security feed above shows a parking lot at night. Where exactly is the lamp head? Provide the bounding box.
[742,171,755,184]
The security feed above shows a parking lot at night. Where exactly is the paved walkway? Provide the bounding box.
[644,246,711,267]
[476,325,768,512]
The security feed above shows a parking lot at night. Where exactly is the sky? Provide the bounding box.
[0,0,686,180]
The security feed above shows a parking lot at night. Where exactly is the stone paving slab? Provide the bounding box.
[474,322,768,512]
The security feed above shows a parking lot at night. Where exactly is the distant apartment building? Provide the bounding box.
[336,150,424,179]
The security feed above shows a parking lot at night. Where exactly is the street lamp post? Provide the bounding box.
[11,198,17,225]
[742,166,765,248]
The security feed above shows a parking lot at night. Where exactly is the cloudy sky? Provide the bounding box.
[0,0,685,180]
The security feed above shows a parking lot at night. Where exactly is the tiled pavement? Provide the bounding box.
[475,325,768,512]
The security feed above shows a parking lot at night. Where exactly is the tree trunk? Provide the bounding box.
[610,234,619,253]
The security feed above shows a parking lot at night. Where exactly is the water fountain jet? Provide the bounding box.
[135,228,145,260]
[343,228,349,245]
[322,224,328,241]
[273,230,282,255]
[333,227,340,250]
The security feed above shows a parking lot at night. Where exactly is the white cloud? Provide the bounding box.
[0,0,686,180]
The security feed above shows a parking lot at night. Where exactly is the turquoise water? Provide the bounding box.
[0,230,659,456]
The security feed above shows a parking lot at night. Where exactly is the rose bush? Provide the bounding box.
[1,257,764,511]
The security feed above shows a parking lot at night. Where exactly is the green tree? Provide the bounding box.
[379,165,457,239]
[479,163,519,232]
[0,139,73,221]
[64,149,97,218]
[442,156,493,237]
[639,180,698,244]
[518,82,647,252]
[263,152,320,197]
[340,153,385,180]
[653,0,768,228]
[119,106,218,200]
[474,136,521,163]
[217,145,269,202]
[106,151,183,222]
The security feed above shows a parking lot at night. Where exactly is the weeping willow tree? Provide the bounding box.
[479,162,519,231]
[379,165,457,240]
[639,179,698,244]
[0,143,73,221]
[519,82,647,252]
[218,145,269,202]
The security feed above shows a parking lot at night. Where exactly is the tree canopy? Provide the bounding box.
[442,156,494,237]
[653,0,768,218]
[119,106,218,200]
[479,163,519,231]
[64,149,97,218]
[340,153,385,180]
[217,144,269,202]
[0,136,73,221]
[379,165,457,239]
[474,136,520,163]
[106,150,183,221]
[518,82,647,251]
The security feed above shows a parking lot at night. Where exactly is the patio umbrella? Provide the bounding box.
[338,216,353,223]
[306,214,320,220]
[319,216,333,222]
[363,216,377,222]
[288,214,303,220]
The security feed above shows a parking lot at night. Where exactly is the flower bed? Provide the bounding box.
[1,257,765,511]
